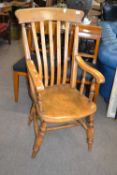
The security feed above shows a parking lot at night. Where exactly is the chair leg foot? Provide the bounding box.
[87,114,94,151]
[32,135,43,158]
[13,71,19,102]
[32,120,47,158]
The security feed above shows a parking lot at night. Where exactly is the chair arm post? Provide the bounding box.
[26,59,44,93]
[93,83,100,103]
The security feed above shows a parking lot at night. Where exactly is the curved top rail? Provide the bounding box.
[15,7,84,24]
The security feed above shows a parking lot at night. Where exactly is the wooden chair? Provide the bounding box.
[0,12,11,44]
[16,8,105,158]
[13,23,102,102]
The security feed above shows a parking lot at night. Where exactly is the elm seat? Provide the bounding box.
[41,85,96,123]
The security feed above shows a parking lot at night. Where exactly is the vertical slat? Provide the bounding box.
[27,25,32,51]
[80,71,86,94]
[57,21,61,85]
[63,22,70,84]
[40,21,48,87]
[22,24,31,60]
[31,22,42,77]
[68,26,74,59]
[71,25,79,88]
[48,21,55,86]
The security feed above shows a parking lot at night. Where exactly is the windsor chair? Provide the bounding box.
[16,8,105,158]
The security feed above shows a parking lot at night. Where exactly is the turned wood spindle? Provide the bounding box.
[87,114,94,151]
[89,78,95,102]
[80,71,86,94]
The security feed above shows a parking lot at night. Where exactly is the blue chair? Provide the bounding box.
[98,21,117,102]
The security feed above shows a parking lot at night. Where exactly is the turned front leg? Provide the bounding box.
[87,114,94,151]
[32,120,47,158]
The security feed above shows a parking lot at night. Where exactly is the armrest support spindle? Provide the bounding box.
[75,55,105,84]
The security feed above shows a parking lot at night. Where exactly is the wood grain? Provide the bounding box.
[48,21,55,86]
[31,22,42,77]
[16,8,105,158]
[63,22,70,84]
[16,8,84,24]
[57,21,61,85]
[40,21,48,87]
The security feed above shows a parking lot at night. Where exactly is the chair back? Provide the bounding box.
[79,24,102,63]
[68,24,102,64]
[16,8,84,87]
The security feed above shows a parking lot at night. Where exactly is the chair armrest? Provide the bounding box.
[75,55,105,84]
[26,60,44,92]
